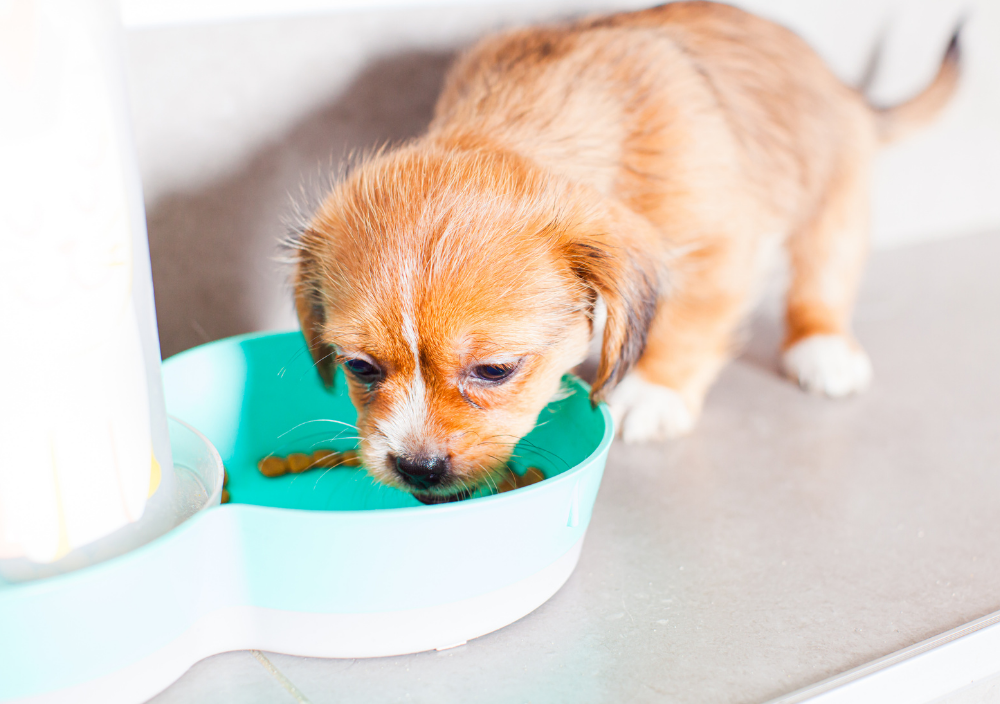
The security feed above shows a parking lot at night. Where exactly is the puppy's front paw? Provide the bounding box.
[608,374,696,443]
[782,334,872,398]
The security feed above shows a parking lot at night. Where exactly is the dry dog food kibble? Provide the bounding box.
[258,456,289,478]
[221,489,231,504]
[495,477,515,493]
[257,449,361,478]
[339,449,362,467]
[496,466,545,493]
[285,453,312,474]
[311,449,340,467]
[521,467,545,486]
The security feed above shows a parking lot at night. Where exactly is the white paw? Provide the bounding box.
[782,334,872,398]
[608,374,696,443]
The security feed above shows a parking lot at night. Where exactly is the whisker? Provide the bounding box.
[480,455,514,495]
[308,459,354,490]
[281,344,311,370]
[260,430,361,461]
[277,418,358,439]
[496,437,569,469]
[474,438,569,470]
[483,475,497,495]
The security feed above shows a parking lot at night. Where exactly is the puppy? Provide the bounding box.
[291,2,960,502]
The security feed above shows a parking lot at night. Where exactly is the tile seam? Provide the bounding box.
[251,650,313,704]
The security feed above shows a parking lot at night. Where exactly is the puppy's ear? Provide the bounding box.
[293,251,336,387]
[565,236,660,405]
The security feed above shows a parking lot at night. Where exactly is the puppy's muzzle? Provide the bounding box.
[392,454,449,491]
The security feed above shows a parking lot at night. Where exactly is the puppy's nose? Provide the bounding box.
[394,454,449,490]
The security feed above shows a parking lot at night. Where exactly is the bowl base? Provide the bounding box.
[22,537,584,704]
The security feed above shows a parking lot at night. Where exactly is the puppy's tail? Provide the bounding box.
[871,23,962,143]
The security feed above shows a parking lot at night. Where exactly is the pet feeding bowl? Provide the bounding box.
[0,331,612,703]
[0,417,225,703]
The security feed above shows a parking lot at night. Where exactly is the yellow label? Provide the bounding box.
[147,452,161,498]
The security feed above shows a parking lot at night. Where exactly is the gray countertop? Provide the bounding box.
[149,231,1000,703]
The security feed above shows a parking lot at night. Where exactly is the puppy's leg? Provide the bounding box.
[610,247,749,442]
[782,167,872,397]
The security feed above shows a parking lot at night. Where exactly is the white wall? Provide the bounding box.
[121,0,1000,356]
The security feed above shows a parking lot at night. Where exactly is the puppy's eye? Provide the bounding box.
[471,363,517,383]
[344,358,381,382]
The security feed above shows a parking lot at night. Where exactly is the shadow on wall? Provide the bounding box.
[147,50,456,359]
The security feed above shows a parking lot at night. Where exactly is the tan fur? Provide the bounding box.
[294,2,960,496]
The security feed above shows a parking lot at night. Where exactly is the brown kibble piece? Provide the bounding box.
[339,449,362,467]
[495,465,545,493]
[311,449,340,467]
[286,453,312,473]
[495,476,517,493]
[223,468,229,487]
[258,449,363,479]
[258,456,288,478]
[495,466,545,493]
[221,489,230,504]
[519,466,545,487]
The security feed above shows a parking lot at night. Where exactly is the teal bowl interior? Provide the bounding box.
[162,331,610,511]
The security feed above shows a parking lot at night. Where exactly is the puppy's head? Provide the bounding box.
[293,144,658,502]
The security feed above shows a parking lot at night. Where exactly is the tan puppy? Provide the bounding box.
[292,2,959,502]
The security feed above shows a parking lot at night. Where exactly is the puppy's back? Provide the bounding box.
[429,1,869,229]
